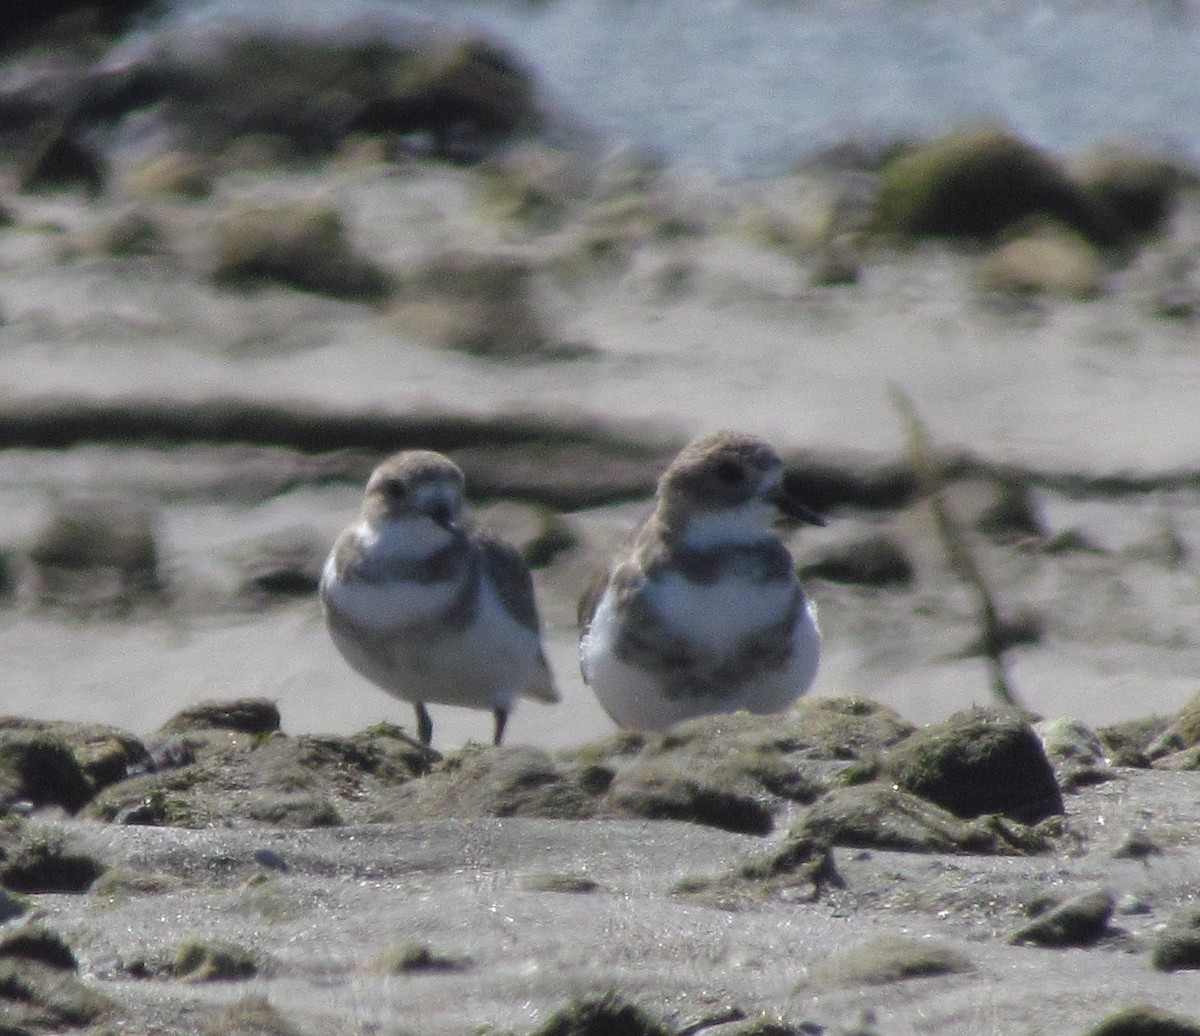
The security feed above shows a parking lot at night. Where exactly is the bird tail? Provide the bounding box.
[523,652,561,703]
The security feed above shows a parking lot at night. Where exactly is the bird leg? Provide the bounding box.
[415,702,433,746]
[493,707,508,747]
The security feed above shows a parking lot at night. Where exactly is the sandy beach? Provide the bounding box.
[3,5,1200,1033]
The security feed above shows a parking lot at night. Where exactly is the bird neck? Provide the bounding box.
[358,516,458,561]
[666,500,777,551]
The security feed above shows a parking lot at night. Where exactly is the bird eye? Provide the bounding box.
[380,478,404,500]
[715,460,744,484]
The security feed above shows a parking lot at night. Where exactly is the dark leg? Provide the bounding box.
[415,702,433,746]
[493,707,508,747]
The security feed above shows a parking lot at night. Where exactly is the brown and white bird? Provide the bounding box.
[320,450,559,746]
[578,430,824,731]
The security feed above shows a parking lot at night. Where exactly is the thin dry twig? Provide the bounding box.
[889,384,1023,709]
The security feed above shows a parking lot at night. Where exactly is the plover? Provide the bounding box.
[320,450,559,746]
[578,430,825,731]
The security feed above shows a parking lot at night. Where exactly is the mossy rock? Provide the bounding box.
[386,745,601,823]
[233,530,326,603]
[201,995,305,1036]
[369,941,470,974]
[16,119,106,197]
[1072,145,1184,238]
[798,934,973,989]
[86,708,433,829]
[0,730,94,813]
[27,494,162,611]
[0,828,106,893]
[871,129,1125,246]
[978,223,1108,299]
[123,151,215,199]
[1,718,148,800]
[386,250,557,359]
[172,939,258,982]
[350,38,538,161]
[158,698,282,736]
[1145,690,1200,762]
[1008,890,1115,948]
[1152,908,1200,972]
[880,705,1063,824]
[530,991,672,1036]
[797,532,914,587]
[794,784,1046,855]
[211,201,394,302]
[1085,1005,1200,1036]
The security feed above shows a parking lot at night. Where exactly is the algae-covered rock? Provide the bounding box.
[201,995,305,1036]
[872,129,1124,246]
[349,38,538,162]
[16,118,106,197]
[1072,144,1184,238]
[233,530,326,604]
[1008,890,1115,948]
[474,500,580,570]
[1035,718,1113,790]
[172,938,258,982]
[369,942,471,974]
[88,705,432,829]
[598,701,914,835]
[608,764,776,835]
[122,151,215,200]
[978,223,1108,299]
[795,784,1046,855]
[1085,1005,1200,1036]
[211,200,394,302]
[797,532,914,588]
[530,990,673,1036]
[386,745,601,823]
[0,718,149,812]
[0,729,94,813]
[0,923,111,1030]
[1096,715,1168,768]
[0,827,106,893]
[679,829,843,907]
[1145,690,1200,762]
[26,494,163,612]
[1151,908,1200,972]
[385,250,561,359]
[158,698,282,736]
[798,935,973,989]
[880,706,1063,824]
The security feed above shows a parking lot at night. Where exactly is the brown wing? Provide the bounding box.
[476,534,542,633]
[577,514,657,637]
[576,560,613,636]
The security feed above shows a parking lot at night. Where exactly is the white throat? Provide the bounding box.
[358,516,454,560]
[678,499,777,550]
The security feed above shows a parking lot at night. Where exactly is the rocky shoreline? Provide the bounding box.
[4,695,1200,1034]
[4,7,1200,1034]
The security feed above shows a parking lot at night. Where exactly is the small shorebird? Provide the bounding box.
[578,430,825,731]
[320,450,559,746]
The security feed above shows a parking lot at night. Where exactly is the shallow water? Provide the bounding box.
[156,0,1200,175]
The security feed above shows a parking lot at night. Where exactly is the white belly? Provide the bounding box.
[646,571,797,656]
[320,553,459,631]
[582,586,821,731]
[325,572,551,713]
